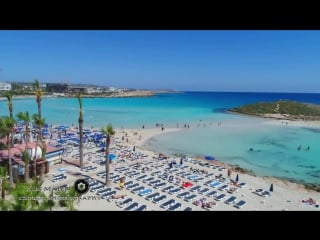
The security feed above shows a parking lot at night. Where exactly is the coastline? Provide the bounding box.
[227,109,320,124]
[0,90,183,101]
[35,123,320,210]
[116,126,320,193]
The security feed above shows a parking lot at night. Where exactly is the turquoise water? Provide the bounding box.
[1,92,320,185]
[145,117,320,184]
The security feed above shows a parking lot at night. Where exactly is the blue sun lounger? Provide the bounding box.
[124,202,139,211]
[177,192,190,199]
[138,188,152,196]
[234,200,246,208]
[146,192,160,201]
[207,190,218,198]
[210,181,222,188]
[134,205,147,211]
[215,193,226,201]
[168,202,182,211]
[224,196,237,205]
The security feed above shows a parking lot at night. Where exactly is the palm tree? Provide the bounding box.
[3,91,14,146]
[3,91,13,118]
[39,143,47,181]
[101,124,115,186]
[32,114,46,179]
[34,80,42,120]
[0,116,15,186]
[10,179,49,211]
[58,186,80,210]
[0,166,9,199]
[0,166,11,210]
[42,190,55,211]
[16,111,31,182]
[77,93,84,171]
[0,199,11,211]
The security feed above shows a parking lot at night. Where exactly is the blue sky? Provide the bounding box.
[0,30,320,92]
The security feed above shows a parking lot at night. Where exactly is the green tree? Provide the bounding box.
[0,116,15,186]
[0,199,11,210]
[77,93,84,170]
[42,190,55,211]
[34,80,42,120]
[58,186,79,211]
[16,111,32,182]
[3,91,13,118]
[39,143,47,181]
[3,91,14,146]
[101,124,115,186]
[10,182,33,211]
[10,179,48,211]
[32,114,46,179]
[0,166,10,199]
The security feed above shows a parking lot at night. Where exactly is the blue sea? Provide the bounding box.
[1,91,320,185]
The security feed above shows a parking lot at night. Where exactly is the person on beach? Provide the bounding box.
[227,168,232,178]
[119,177,125,190]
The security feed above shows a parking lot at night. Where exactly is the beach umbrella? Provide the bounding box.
[269,183,274,192]
[109,154,117,161]
[235,174,239,182]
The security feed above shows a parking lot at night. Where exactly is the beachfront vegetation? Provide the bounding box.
[58,186,79,211]
[0,116,15,186]
[229,100,320,120]
[34,80,43,120]
[0,170,80,211]
[16,111,32,182]
[3,91,13,119]
[32,113,46,179]
[0,166,10,199]
[2,91,15,186]
[101,124,115,186]
[77,93,84,171]
[32,79,47,180]
[3,91,14,146]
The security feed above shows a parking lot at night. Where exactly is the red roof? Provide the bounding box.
[0,141,63,166]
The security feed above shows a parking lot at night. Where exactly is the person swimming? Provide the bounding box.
[298,145,302,151]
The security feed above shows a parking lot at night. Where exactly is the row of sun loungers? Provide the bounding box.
[80,153,267,211]
[254,188,272,197]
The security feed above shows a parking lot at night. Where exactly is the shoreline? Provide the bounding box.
[0,90,183,101]
[227,110,320,125]
[34,123,320,210]
[116,126,320,193]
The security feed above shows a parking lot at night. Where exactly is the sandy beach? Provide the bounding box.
[39,120,320,211]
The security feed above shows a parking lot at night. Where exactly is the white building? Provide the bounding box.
[0,82,12,91]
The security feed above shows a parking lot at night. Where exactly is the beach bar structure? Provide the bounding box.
[0,141,64,181]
